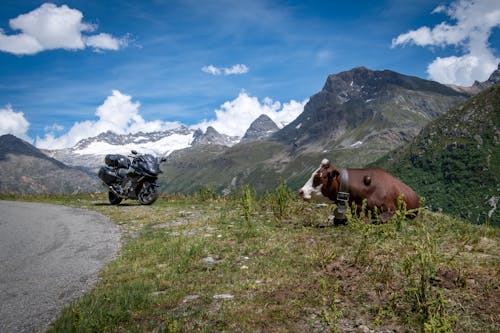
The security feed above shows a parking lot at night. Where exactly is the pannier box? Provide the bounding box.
[104,154,130,169]
[98,166,120,185]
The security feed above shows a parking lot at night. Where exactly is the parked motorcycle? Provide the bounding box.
[98,150,166,205]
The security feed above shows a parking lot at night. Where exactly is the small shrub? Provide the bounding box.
[401,221,455,331]
[320,278,343,333]
[195,185,218,201]
[240,184,254,225]
[263,180,296,220]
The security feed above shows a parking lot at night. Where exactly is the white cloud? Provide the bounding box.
[36,90,182,149]
[392,0,500,86]
[224,64,249,75]
[202,64,249,76]
[202,65,222,75]
[84,33,125,51]
[35,90,306,149]
[195,91,307,137]
[0,105,31,141]
[0,3,127,55]
[44,123,64,132]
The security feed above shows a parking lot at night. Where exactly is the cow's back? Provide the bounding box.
[348,168,419,211]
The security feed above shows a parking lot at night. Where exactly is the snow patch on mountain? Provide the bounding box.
[74,132,194,156]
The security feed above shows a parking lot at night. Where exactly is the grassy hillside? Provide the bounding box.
[4,192,498,332]
[375,85,500,226]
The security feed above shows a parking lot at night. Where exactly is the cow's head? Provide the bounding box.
[299,158,340,202]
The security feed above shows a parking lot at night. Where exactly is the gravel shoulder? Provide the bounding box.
[0,200,121,333]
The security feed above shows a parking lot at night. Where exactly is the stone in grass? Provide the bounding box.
[183,295,200,303]
[213,294,234,300]
[202,256,217,264]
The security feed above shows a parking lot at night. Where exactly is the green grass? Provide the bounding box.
[1,190,498,332]
[374,85,500,226]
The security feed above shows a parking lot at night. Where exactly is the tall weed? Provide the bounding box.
[320,278,343,333]
[240,184,254,225]
[263,180,296,220]
[195,185,218,201]
[401,220,455,331]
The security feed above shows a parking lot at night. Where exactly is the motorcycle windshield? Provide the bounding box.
[137,154,161,176]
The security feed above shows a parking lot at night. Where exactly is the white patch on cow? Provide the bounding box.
[299,162,333,203]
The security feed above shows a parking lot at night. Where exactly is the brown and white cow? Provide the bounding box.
[299,159,419,222]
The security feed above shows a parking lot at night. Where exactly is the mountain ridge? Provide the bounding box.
[0,134,100,194]
[273,66,470,149]
[159,66,488,195]
[191,126,239,146]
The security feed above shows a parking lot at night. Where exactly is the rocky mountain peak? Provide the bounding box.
[273,66,469,149]
[191,126,239,146]
[473,62,500,90]
[241,114,279,142]
[323,67,463,102]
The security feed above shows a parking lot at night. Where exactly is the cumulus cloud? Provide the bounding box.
[35,90,306,149]
[0,105,31,141]
[195,91,307,137]
[202,64,249,75]
[223,64,249,75]
[392,0,500,86]
[84,33,128,51]
[0,3,128,55]
[36,90,182,149]
[201,65,222,75]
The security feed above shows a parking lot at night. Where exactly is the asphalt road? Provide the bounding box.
[0,201,121,333]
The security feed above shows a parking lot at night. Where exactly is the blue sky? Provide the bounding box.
[0,0,499,148]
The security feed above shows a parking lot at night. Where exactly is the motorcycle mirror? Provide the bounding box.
[131,150,138,155]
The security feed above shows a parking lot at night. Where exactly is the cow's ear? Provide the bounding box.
[328,168,340,179]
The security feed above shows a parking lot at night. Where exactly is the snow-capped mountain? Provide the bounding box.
[44,126,194,171]
[72,126,195,156]
[44,124,241,172]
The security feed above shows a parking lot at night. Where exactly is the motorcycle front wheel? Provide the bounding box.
[138,181,159,205]
[108,191,123,205]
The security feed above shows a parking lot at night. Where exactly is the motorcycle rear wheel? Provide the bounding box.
[138,182,159,205]
[108,191,123,205]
